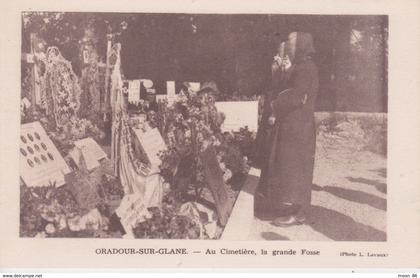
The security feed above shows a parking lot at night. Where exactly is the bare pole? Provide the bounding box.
[29,33,37,112]
[103,33,113,121]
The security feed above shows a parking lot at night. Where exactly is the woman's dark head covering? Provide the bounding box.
[292,32,315,63]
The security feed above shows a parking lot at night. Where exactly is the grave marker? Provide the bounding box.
[215,101,259,132]
[74,137,108,161]
[20,121,71,187]
[187,82,201,92]
[132,127,166,167]
[166,81,177,105]
[69,137,107,171]
[128,79,141,104]
[114,193,148,238]
[114,175,163,238]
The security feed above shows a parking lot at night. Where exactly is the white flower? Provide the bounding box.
[58,91,67,98]
[58,217,67,230]
[99,131,106,139]
[223,169,232,182]
[81,208,102,230]
[45,223,56,234]
[35,232,47,238]
[69,102,77,109]
[163,182,171,191]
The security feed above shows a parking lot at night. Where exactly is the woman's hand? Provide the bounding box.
[282,55,292,71]
[272,56,281,72]
[272,55,292,72]
[268,116,276,125]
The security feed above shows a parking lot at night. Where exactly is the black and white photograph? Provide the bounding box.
[18,11,388,242]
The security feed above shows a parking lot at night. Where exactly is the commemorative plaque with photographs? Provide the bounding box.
[19,121,71,187]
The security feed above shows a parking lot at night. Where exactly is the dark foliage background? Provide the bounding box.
[22,12,388,112]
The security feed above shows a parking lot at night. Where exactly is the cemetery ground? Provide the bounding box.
[246,113,387,241]
[20,110,387,240]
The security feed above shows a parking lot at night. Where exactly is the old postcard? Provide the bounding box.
[0,0,419,270]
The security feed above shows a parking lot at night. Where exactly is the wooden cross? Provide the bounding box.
[21,33,41,111]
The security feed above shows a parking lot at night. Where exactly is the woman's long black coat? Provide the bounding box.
[255,34,319,214]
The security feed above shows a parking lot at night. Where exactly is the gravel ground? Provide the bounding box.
[249,122,387,241]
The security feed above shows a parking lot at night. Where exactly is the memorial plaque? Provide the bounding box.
[155,94,180,105]
[132,127,166,167]
[187,82,201,92]
[69,147,100,172]
[115,193,150,238]
[70,137,107,171]
[74,137,107,161]
[20,121,71,187]
[115,172,163,237]
[215,101,258,132]
[166,81,176,96]
[166,81,177,105]
[200,145,230,226]
[128,79,141,104]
